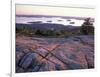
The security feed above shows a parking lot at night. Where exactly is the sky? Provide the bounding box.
[16,4,95,18]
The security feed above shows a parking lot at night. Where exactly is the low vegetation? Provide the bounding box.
[16,18,94,37]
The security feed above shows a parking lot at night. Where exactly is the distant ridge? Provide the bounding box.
[16,23,80,31]
[16,15,92,20]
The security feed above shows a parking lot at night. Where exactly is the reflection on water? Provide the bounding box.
[16,16,84,26]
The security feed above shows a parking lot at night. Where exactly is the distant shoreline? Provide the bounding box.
[16,15,94,20]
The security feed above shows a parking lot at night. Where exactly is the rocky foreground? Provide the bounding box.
[16,35,94,73]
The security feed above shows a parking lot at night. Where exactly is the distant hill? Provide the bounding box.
[16,15,87,20]
[16,23,80,31]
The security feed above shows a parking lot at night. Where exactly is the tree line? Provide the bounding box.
[16,18,94,37]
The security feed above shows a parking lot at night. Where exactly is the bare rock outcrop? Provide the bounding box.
[16,35,94,73]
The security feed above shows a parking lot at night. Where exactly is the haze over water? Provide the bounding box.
[16,16,85,26]
[16,4,95,26]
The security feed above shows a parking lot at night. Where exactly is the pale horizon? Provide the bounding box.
[16,4,95,18]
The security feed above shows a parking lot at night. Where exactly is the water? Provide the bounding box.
[16,16,84,26]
